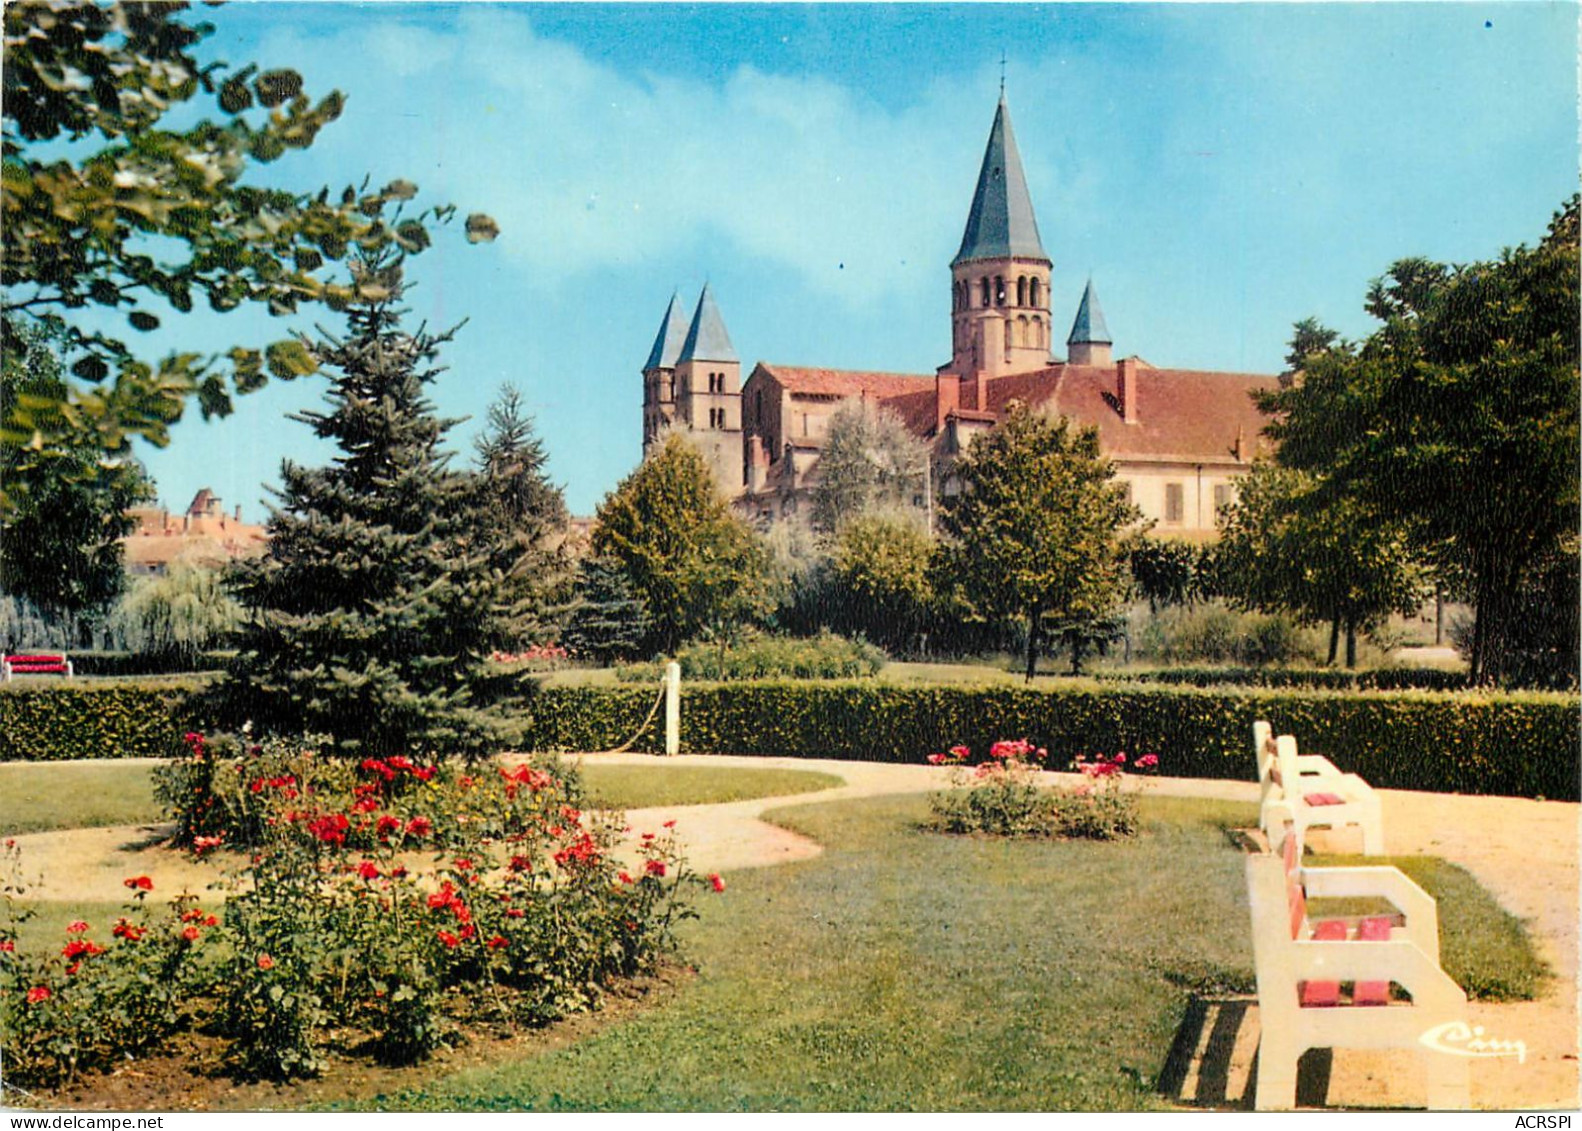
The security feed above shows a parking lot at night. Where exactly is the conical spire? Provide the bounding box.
[643,291,688,371]
[1067,278,1112,345]
[952,96,1048,268]
[677,284,737,364]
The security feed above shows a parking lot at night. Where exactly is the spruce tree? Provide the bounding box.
[224,255,502,757]
[562,556,652,664]
[471,384,572,649]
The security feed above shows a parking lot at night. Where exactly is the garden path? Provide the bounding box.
[7,753,1576,1110]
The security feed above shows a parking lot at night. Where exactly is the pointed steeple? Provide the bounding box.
[952,96,1048,267]
[1067,278,1111,346]
[677,283,737,364]
[644,291,688,371]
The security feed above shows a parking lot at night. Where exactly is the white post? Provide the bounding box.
[664,661,680,756]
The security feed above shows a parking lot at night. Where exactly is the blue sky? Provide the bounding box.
[117,2,1577,518]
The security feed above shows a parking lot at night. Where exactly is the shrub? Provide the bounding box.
[517,681,1579,800]
[925,741,1158,840]
[615,631,885,683]
[1094,667,1470,692]
[1135,603,1318,666]
[66,650,235,676]
[0,679,210,761]
[2,735,718,1087]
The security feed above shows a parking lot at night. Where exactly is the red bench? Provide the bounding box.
[1,653,73,681]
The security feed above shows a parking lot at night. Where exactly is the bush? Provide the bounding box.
[67,651,235,676]
[0,679,210,761]
[615,631,885,683]
[518,681,1580,800]
[2,735,719,1087]
[1135,603,1319,667]
[925,743,1159,839]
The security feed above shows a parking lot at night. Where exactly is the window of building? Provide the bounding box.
[1119,480,1133,505]
[1017,276,1027,306]
[1164,483,1185,523]
[980,277,991,307]
[1004,319,1013,351]
[1213,484,1234,515]
[995,276,1006,306]
[1030,277,1041,308]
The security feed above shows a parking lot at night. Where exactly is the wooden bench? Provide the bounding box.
[1253,722,1383,856]
[1,652,73,681]
[1245,844,1470,1109]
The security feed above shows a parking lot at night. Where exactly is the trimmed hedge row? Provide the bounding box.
[2,677,1575,801]
[0,679,210,761]
[67,651,236,677]
[520,682,1580,801]
[1093,667,1470,692]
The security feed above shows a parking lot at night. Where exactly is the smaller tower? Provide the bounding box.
[1066,278,1112,367]
[672,285,744,495]
[641,292,687,455]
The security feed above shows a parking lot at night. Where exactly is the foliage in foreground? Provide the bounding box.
[615,631,884,683]
[1,735,715,1087]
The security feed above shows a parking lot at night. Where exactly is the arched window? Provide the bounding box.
[995,276,1006,306]
[1030,277,1041,308]
[1017,276,1027,306]
[1004,319,1013,352]
[1033,316,1044,349]
[980,277,991,307]
[1017,315,1029,347]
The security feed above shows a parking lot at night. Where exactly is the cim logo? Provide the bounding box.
[1419,1020,1527,1063]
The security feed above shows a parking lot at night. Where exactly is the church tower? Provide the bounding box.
[641,291,687,455]
[1066,278,1113,366]
[671,285,744,494]
[947,95,1054,378]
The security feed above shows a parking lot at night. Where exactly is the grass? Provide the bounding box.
[0,761,161,836]
[0,761,842,837]
[339,795,1266,1112]
[576,763,842,809]
[1307,852,1549,1001]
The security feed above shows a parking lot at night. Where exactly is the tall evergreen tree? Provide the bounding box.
[472,384,571,648]
[224,254,502,757]
[562,556,652,665]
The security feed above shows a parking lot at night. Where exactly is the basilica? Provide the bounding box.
[639,95,1276,538]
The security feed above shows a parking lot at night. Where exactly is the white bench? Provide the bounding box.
[1245,845,1470,1109]
[1253,722,1384,856]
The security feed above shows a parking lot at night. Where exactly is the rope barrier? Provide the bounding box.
[588,679,668,756]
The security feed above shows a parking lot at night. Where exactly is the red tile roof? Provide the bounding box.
[753,363,934,400]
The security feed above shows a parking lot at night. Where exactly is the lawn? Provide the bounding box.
[0,761,844,837]
[348,794,1266,1112]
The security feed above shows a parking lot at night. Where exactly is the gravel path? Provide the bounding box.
[8,752,1576,1110]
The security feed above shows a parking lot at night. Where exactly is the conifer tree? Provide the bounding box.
[562,556,652,664]
[472,384,571,649]
[224,253,502,757]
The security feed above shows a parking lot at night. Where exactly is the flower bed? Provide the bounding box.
[0,734,719,1087]
[925,739,1160,840]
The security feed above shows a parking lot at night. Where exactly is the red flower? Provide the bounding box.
[0,939,14,952]
[112,919,144,941]
[124,876,153,891]
[351,796,381,814]
[257,954,276,971]
[307,813,350,845]
[375,815,403,840]
[182,926,200,942]
[356,861,381,881]
[66,920,89,934]
[193,834,224,854]
[453,857,475,872]
[27,986,50,1004]
[486,935,508,949]
[644,859,667,878]
[387,756,414,772]
[1137,754,1159,770]
[708,873,726,893]
[617,871,634,885]
[505,908,525,919]
[413,766,436,782]
[405,816,434,838]
[437,930,461,948]
[203,914,219,928]
[62,939,102,959]
[662,819,676,829]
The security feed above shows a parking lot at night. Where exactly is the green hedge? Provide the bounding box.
[0,679,211,761]
[67,650,236,677]
[521,681,1580,801]
[1094,667,1470,692]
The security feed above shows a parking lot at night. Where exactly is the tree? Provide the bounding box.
[471,385,571,649]
[592,433,773,654]
[1,0,496,507]
[1,321,150,642]
[1259,197,1579,683]
[223,254,503,757]
[1211,459,1424,667]
[933,404,1140,680]
[811,402,930,533]
[562,556,652,665]
[109,557,242,665]
[1129,538,1208,613]
[829,514,934,653]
